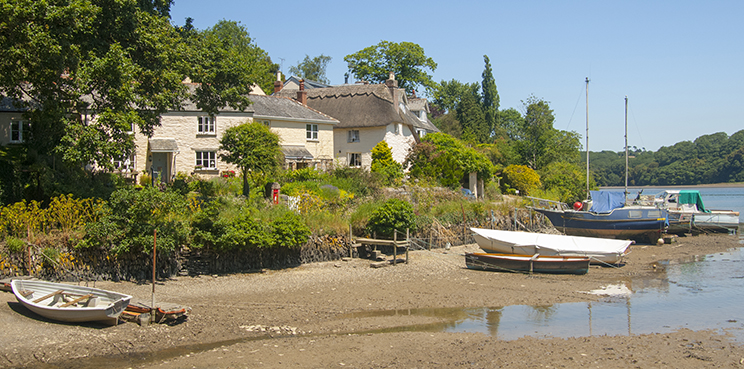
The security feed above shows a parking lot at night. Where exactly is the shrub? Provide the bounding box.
[501,165,541,196]
[366,198,417,239]
[271,211,311,249]
[370,141,403,185]
[6,237,26,253]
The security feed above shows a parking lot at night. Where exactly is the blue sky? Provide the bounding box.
[170,0,743,152]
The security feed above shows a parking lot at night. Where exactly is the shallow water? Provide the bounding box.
[345,243,744,341]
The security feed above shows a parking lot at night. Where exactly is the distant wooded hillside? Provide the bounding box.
[588,130,744,186]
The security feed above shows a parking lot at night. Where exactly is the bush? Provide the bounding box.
[501,165,541,196]
[366,198,417,239]
[6,237,26,253]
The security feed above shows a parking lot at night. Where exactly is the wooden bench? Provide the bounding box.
[60,294,93,308]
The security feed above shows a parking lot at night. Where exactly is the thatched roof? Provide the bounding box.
[276,84,437,131]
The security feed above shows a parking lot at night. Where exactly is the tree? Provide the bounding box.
[219,122,283,197]
[370,141,403,185]
[456,84,488,144]
[288,54,332,84]
[481,55,500,138]
[187,20,278,113]
[344,41,437,95]
[405,133,493,189]
[0,0,189,169]
[501,165,540,196]
[515,96,579,170]
[431,79,471,113]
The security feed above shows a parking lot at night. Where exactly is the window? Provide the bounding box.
[417,129,427,138]
[10,120,26,143]
[195,151,216,169]
[394,124,400,134]
[197,116,215,134]
[348,130,360,143]
[306,124,318,140]
[349,153,362,167]
[257,119,271,127]
[114,154,135,172]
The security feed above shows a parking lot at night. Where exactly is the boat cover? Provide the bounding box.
[589,191,625,213]
[678,190,709,213]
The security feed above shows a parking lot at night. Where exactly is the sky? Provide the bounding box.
[170,0,744,152]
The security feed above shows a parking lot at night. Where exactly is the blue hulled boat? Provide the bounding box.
[530,191,668,244]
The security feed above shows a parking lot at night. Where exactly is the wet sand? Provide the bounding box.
[1,233,743,368]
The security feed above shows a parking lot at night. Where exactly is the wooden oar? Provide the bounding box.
[33,290,63,303]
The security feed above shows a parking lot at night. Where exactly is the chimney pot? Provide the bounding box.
[297,79,307,105]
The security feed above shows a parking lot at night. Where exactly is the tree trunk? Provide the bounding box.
[242,172,250,197]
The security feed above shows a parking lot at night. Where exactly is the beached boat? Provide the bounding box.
[11,279,132,324]
[471,228,633,264]
[649,190,740,234]
[530,191,668,243]
[465,252,590,274]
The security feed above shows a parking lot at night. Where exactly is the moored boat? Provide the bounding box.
[11,279,132,325]
[465,252,590,274]
[471,227,633,264]
[651,190,740,234]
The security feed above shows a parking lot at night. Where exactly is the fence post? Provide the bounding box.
[393,230,397,266]
[406,228,409,264]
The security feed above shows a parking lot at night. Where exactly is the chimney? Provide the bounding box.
[273,71,283,94]
[297,79,307,105]
[385,72,398,112]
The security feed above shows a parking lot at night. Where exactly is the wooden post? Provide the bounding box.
[461,203,467,243]
[428,231,432,251]
[151,229,157,321]
[348,224,353,258]
[393,231,397,266]
[491,210,494,229]
[405,228,409,264]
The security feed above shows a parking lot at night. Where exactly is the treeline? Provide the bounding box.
[590,130,744,186]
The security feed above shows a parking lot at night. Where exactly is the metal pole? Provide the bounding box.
[585,77,590,200]
[624,96,629,204]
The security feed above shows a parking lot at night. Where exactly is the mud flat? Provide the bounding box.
[1,233,742,368]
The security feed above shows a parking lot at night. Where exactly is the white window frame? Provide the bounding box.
[348,130,360,143]
[197,115,216,135]
[349,153,362,168]
[417,129,427,138]
[306,124,318,141]
[10,120,25,143]
[195,151,217,170]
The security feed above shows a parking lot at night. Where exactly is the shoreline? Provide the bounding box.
[1,233,742,368]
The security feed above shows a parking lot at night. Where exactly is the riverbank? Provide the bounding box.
[1,233,743,368]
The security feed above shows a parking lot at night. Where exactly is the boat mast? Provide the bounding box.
[624,96,629,204]
[585,78,590,200]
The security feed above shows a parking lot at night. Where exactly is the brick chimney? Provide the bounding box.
[273,71,283,94]
[296,80,307,105]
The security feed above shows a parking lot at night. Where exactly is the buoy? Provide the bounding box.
[657,238,664,245]
[573,202,583,211]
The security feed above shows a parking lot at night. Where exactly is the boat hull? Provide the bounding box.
[471,228,632,264]
[667,211,740,234]
[11,280,132,324]
[532,207,667,243]
[465,253,590,274]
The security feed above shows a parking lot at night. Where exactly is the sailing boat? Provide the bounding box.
[529,83,668,244]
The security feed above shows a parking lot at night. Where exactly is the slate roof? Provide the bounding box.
[248,95,338,124]
[149,138,179,152]
[283,76,331,89]
[275,84,437,131]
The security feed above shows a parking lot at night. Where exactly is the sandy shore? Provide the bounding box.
[1,233,743,368]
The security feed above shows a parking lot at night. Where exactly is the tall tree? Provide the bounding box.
[288,54,332,84]
[187,20,277,113]
[344,41,437,95]
[219,122,283,197]
[456,84,488,144]
[481,55,499,138]
[431,79,471,113]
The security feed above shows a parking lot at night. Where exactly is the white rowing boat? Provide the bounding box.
[470,228,633,264]
[11,279,132,325]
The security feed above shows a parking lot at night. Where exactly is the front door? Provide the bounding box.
[151,152,170,183]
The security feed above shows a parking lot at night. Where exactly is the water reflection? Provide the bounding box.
[345,247,744,341]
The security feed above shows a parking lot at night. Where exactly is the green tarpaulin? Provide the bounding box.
[678,190,709,213]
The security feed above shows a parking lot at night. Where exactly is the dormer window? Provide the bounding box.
[197,116,215,134]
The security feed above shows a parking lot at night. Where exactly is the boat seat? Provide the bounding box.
[60,293,93,308]
[33,290,64,303]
